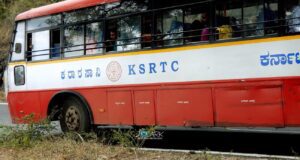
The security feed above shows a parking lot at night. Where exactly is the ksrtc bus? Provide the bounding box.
[6,0,300,133]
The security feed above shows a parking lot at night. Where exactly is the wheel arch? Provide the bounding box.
[47,90,94,125]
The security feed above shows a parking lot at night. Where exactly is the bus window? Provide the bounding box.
[117,16,141,51]
[64,25,84,57]
[161,9,183,46]
[105,19,117,53]
[155,14,163,47]
[14,65,25,86]
[26,33,32,61]
[286,0,300,33]
[216,0,242,40]
[142,14,153,48]
[86,22,104,55]
[11,21,25,61]
[185,3,210,43]
[106,0,148,17]
[243,0,264,37]
[31,30,50,61]
[263,0,278,35]
[27,15,61,31]
[64,6,104,24]
[50,29,61,58]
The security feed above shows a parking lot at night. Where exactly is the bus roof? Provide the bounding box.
[15,0,119,21]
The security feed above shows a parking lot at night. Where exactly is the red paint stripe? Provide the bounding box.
[16,0,119,21]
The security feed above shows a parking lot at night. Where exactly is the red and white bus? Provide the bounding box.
[5,0,300,133]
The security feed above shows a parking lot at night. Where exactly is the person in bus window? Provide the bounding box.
[106,31,117,52]
[288,4,300,33]
[189,12,209,42]
[216,17,233,40]
[200,13,209,41]
[190,20,202,42]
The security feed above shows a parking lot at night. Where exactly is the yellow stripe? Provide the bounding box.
[8,34,300,67]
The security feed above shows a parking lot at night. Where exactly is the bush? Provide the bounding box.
[0,114,54,148]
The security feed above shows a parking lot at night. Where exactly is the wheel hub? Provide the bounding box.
[65,106,80,131]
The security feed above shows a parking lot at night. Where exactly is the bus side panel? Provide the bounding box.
[283,80,300,126]
[7,92,42,123]
[156,88,214,127]
[107,91,134,125]
[133,90,156,125]
[39,90,58,120]
[78,89,108,124]
[215,86,284,127]
[7,93,17,123]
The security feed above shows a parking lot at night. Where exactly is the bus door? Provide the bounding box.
[7,21,28,121]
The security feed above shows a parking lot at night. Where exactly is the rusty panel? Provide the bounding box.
[215,86,284,127]
[107,91,133,125]
[134,90,156,125]
[157,88,214,127]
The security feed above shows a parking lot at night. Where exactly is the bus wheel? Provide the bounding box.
[60,96,91,132]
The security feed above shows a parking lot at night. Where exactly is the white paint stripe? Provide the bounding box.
[0,103,8,105]
[139,148,300,160]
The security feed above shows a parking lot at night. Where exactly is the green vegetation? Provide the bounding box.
[0,0,62,74]
[0,119,227,160]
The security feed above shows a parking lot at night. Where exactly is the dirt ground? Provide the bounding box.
[0,139,259,160]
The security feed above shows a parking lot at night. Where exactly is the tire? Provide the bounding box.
[60,96,91,133]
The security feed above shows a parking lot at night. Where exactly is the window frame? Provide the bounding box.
[11,0,291,63]
[14,65,25,86]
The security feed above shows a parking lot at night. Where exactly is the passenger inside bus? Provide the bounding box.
[256,2,278,35]
[26,34,32,61]
[216,16,233,40]
[142,14,153,48]
[106,31,117,52]
[106,20,117,52]
[287,0,300,33]
[188,12,210,42]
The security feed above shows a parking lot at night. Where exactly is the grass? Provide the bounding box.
[0,137,248,160]
[0,128,261,160]
[0,115,265,160]
[0,122,258,160]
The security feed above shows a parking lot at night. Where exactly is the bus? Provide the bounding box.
[5,0,300,133]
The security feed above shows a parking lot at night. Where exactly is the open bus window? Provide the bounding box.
[105,20,117,53]
[86,22,104,55]
[50,29,61,58]
[14,65,25,86]
[185,3,210,43]
[243,0,265,37]
[263,0,278,35]
[64,25,84,58]
[26,33,32,61]
[216,0,242,40]
[141,14,153,48]
[117,16,141,52]
[160,9,183,46]
[286,0,300,33]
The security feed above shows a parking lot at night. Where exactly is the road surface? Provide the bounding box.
[0,103,12,126]
[0,103,61,134]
